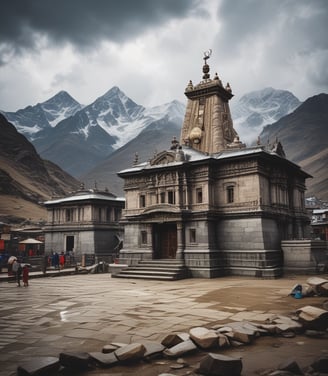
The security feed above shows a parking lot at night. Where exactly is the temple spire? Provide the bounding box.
[180,50,244,154]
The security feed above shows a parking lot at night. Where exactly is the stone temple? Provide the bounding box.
[117,52,311,278]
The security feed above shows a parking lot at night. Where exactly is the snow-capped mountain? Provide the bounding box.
[85,87,185,149]
[143,99,186,123]
[6,87,185,176]
[3,85,303,182]
[230,87,301,145]
[1,91,82,139]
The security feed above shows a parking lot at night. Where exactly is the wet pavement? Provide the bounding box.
[0,273,327,375]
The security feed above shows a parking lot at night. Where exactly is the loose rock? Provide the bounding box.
[198,353,242,376]
[114,343,146,362]
[277,359,303,375]
[102,344,118,353]
[89,351,118,368]
[161,332,190,347]
[17,357,60,376]
[310,356,328,373]
[163,339,198,358]
[296,305,328,330]
[189,327,218,349]
[59,352,91,371]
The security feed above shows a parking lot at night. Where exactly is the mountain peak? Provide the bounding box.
[102,86,127,100]
[231,87,302,145]
[42,90,81,108]
[239,87,300,103]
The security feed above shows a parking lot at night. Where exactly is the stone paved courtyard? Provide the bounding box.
[0,273,327,375]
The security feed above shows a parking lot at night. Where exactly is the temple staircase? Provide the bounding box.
[112,259,189,281]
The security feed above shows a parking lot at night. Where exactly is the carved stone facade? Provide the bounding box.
[117,54,311,278]
[43,189,124,263]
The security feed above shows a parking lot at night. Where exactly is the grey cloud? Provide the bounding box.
[1,0,199,61]
[216,0,328,54]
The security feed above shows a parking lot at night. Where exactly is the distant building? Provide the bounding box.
[117,52,311,278]
[43,188,124,264]
[311,209,328,240]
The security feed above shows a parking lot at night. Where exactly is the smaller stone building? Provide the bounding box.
[311,208,328,241]
[43,188,124,263]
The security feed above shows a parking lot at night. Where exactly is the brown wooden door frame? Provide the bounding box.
[152,223,177,259]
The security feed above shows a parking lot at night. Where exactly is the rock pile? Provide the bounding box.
[291,277,328,298]
[17,304,328,376]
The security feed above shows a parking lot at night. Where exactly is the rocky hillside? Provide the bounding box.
[0,114,80,224]
[260,93,328,200]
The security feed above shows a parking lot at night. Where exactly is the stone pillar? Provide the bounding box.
[176,222,185,261]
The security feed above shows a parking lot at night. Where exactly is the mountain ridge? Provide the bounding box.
[0,114,80,224]
[259,93,328,200]
[231,87,302,145]
[2,87,326,203]
[1,87,185,177]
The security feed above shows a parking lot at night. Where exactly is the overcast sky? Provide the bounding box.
[1,0,327,111]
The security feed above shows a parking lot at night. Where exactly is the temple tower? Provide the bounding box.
[180,50,240,154]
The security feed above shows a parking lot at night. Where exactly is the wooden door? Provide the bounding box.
[153,223,177,259]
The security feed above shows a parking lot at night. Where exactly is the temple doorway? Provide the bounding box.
[152,223,177,259]
[66,235,74,253]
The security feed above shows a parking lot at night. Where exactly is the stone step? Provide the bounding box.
[132,265,184,271]
[112,259,188,281]
[113,273,178,281]
[138,259,183,266]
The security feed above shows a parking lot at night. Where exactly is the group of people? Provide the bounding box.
[49,251,66,270]
[8,250,73,284]
[11,258,29,287]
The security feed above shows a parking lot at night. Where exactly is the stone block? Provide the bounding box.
[163,339,198,358]
[296,305,328,330]
[311,356,328,373]
[140,341,165,358]
[198,353,242,376]
[189,327,218,349]
[114,343,146,362]
[109,263,128,275]
[17,357,60,376]
[278,359,303,375]
[89,351,118,367]
[102,344,118,353]
[59,352,91,370]
[217,333,230,347]
[161,332,189,347]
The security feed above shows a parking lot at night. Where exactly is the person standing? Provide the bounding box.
[22,264,29,287]
[53,252,59,269]
[41,254,48,274]
[59,252,65,270]
[12,259,22,287]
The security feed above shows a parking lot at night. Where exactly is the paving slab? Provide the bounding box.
[0,273,327,376]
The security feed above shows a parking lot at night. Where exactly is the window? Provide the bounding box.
[98,207,102,221]
[168,191,175,204]
[196,188,203,203]
[227,185,234,203]
[141,231,147,244]
[140,194,146,208]
[114,208,121,222]
[160,192,165,203]
[189,228,196,243]
[65,208,74,222]
[106,207,111,221]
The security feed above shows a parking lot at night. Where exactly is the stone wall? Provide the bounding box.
[281,239,328,274]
